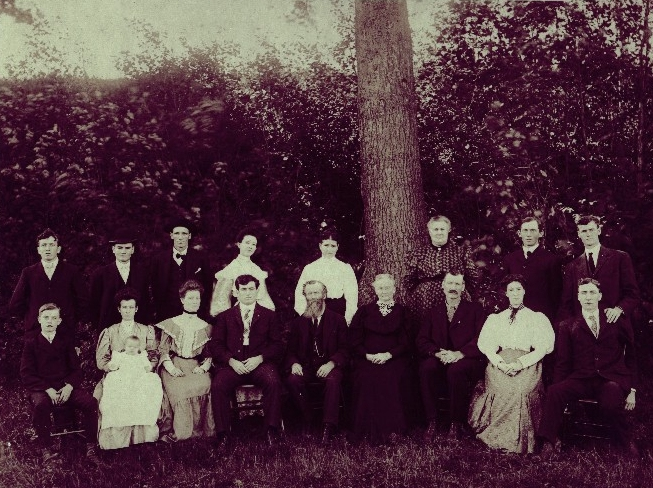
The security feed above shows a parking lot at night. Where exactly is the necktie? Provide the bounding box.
[587,252,595,274]
[446,302,457,322]
[587,315,599,338]
[525,250,532,260]
[509,306,522,324]
[243,308,252,337]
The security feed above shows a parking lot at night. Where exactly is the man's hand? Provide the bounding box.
[58,384,73,404]
[436,349,463,364]
[605,307,623,324]
[243,355,263,373]
[625,391,636,411]
[291,363,303,376]
[229,358,249,375]
[45,388,59,405]
[316,361,335,378]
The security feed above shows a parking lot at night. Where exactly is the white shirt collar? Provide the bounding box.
[41,258,59,269]
[585,244,601,257]
[116,260,130,268]
[582,309,599,322]
[41,331,56,342]
[523,243,539,254]
[120,320,135,328]
[173,248,188,257]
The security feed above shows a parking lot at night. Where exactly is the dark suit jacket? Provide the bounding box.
[9,261,88,335]
[149,248,213,322]
[559,246,639,320]
[416,300,486,360]
[210,304,284,365]
[20,332,83,391]
[285,309,348,372]
[504,246,562,322]
[90,260,150,329]
[553,312,637,391]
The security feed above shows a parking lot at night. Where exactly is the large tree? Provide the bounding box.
[354,0,427,302]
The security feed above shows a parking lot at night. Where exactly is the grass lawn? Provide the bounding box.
[1,372,653,488]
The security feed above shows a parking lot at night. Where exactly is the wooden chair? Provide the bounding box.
[561,398,611,447]
[230,384,285,431]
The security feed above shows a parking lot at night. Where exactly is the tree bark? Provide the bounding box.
[354,0,427,304]
[636,0,651,196]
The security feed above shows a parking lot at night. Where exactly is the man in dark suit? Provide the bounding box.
[503,217,562,322]
[210,274,284,447]
[538,278,637,457]
[558,215,639,324]
[20,303,101,465]
[149,219,213,322]
[417,271,486,441]
[9,229,88,337]
[285,280,348,442]
[90,229,150,329]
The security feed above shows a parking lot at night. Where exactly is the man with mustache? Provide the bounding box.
[285,280,348,442]
[417,271,486,441]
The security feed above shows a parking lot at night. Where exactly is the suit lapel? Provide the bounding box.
[594,247,611,275]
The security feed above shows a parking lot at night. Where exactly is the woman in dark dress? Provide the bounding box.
[350,273,413,443]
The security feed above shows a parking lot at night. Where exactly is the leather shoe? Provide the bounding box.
[266,427,282,446]
[423,421,437,443]
[321,423,335,444]
[213,432,228,453]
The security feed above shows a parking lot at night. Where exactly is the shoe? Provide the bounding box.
[423,421,437,444]
[86,444,105,468]
[42,447,59,463]
[539,441,559,460]
[266,427,282,446]
[447,422,464,440]
[213,432,228,453]
[159,433,175,444]
[321,423,335,444]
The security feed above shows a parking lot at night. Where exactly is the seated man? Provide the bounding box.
[538,278,637,457]
[20,303,102,465]
[285,280,348,442]
[210,274,284,448]
[417,271,486,441]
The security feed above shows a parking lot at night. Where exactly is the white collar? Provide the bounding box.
[239,303,255,313]
[585,244,601,256]
[582,309,600,322]
[523,243,539,254]
[235,254,252,264]
[173,248,188,256]
[41,331,56,342]
[115,260,130,267]
[41,258,59,269]
[120,320,135,328]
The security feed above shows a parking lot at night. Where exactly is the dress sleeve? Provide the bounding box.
[516,313,555,369]
[145,325,159,368]
[158,329,174,366]
[96,328,113,372]
[210,270,234,317]
[342,263,358,325]
[477,314,503,366]
[256,273,275,311]
[294,266,309,316]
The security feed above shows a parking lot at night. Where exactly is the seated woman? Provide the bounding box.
[468,274,554,453]
[350,274,413,443]
[294,226,358,324]
[99,335,162,441]
[157,279,215,442]
[94,288,160,449]
[210,229,275,317]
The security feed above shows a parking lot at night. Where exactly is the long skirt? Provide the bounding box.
[468,349,544,454]
[94,376,161,450]
[160,356,215,441]
[351,357,411,443]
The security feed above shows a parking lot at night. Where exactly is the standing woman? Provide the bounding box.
[349,274,413,443]
[157,279,215,442]
[294,227,358,324]
[404,215,481,318]
[468,275,554,454]
[210,229,275,317]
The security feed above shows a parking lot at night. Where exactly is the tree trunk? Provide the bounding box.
[354,0,427,304]
[636,0,651,196]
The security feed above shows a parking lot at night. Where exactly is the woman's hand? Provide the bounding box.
[625,391,636,411]
[192,366,206,374]
[366,352,392,364]
[170,367,185,377]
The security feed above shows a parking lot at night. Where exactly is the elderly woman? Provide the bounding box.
[349,274,413,443]
[468,275,554,453]
[157,279,215,442]
[94,288,160,449]
[210,229,275,317]
[404,215,481,318]
[294,227,358,323]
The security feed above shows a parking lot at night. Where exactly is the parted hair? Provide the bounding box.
[235,274,260,289]
[179,279,204,299]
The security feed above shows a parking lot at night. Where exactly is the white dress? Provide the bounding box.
[294,256,358,323]
[210,254,275,316]
[100,351,163,430]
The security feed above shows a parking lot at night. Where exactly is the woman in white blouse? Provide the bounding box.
[210,229,275,316]
[294,227,358,324]
[468,274,554,454]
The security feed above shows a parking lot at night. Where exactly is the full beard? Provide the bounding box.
[302,298,326,319]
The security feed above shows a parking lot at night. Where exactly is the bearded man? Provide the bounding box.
[284,280,349,442]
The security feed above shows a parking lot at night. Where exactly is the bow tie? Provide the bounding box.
[175,253,185,261]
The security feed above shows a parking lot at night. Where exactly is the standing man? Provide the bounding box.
[503,217,562,323]
[90,229,150,329]
[538,278,637,457]
[285,280,348,442]
[210,275,284,448]
[20,303,101,465]
[417,272,486,441]
[9,229,88,337]
[149,219,213,322]
[558,215,639,323]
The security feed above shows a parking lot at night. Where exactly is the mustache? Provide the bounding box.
[302,298,325,319]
